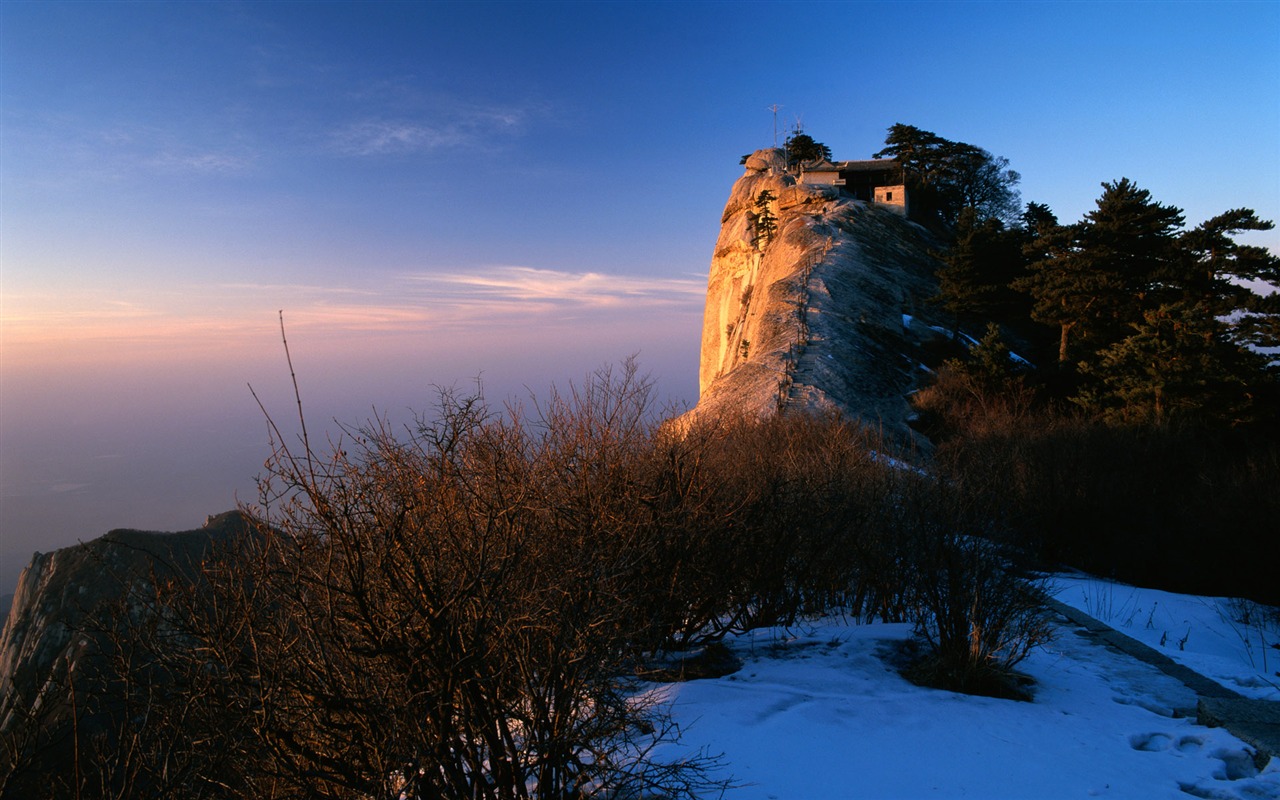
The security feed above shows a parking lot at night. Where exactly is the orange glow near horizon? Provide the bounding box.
[1,265,705,368]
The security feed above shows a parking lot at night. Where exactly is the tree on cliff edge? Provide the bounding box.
[876,123,1021,227]
[784,132,831,168]
[754,190,779,249]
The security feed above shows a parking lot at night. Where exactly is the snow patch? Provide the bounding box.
[655,610,1280,799]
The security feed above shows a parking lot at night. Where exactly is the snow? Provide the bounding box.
[1051,574,1280,702]
[867,450,926,474]
[927,323,980,348]
[652,584,1280,799]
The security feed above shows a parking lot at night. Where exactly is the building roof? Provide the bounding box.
[799,158,842,173]
[834,159,900,173]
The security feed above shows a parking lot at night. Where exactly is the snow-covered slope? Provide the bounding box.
[1052,574,1280,702]
[654,585,1279,799]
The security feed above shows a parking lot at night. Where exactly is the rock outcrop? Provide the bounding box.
[691,148,950,445]
[0,510,251,778]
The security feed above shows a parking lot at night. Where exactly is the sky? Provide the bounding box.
[2,0,1278,596]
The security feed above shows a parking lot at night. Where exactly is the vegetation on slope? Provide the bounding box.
[902,127,1280,606]
[1,360,1051,799]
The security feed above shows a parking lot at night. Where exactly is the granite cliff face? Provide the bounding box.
[692,148,949,444]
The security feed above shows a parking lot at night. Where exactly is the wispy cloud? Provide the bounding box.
[328,103,531,157]
[146,148,253,174]
[2,267,704,358]
[8,114,257,186]
[263,267,704,333]
[415,266,705,310]
[329,120,465,155]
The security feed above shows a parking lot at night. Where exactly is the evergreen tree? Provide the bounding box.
[933,208,1027,334]
[1016,179,1183,364]
[1174,209,1280,353]
[753,190,778,249]
[1013,219,1100,365]
[1082,178,1184,319]
[874,124,947,186]
[1077,302,1271,425]
[950,322,1027,390]
[1021,202,1058,235]
[783,132,831,168]
[875,124,1021,226]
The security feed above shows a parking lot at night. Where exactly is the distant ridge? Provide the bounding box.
[0,510,254,784]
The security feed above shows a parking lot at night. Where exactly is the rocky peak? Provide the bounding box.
[690,148,950,445]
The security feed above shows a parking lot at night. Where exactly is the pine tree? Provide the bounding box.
[1016,179,1183,364]
[1077,302,1271,425]
[783,132,831,168]
[934,208,1028,335]
[1174,209,1280,354]
[1021,202,1058,236]
[753,190,778,249]
[950,322,1026,390]
[875,124,1021,226]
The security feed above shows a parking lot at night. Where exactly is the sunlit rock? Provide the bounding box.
[690,148,949,445]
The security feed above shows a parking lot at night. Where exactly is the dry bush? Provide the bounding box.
[903,527,1052,700]
[652,408,1054,700]
[155,359,728,800]
[910,360,1041,442]
[852,463,1053,700]
[2,353,1070,798]
[688,411,903,633]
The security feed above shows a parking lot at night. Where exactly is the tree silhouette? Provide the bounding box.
[934,208,1028,334]
[1016,179,1183,364]
[753,190,778,249]
[784,132,831,168]
[876,123,1021,226]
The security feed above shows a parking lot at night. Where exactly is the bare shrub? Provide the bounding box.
[910,358,1040,442]
[654,409,1055,700]
[158,359,728,799]
[904,531,1052,700]
[693,411,901,633]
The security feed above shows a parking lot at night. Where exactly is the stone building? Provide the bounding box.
[799,158,908,215]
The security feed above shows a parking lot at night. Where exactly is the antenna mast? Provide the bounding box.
[768,104,782,147]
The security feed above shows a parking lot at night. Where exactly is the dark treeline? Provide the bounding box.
[890,121,1280,606]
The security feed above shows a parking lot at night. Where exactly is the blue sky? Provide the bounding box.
[2,0,1278,593]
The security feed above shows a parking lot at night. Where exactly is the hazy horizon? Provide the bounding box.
[3,1,1278,598]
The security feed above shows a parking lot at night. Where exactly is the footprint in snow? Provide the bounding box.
[1130,732,1173,751]
[752,694,810,724]
[1209,747,1259,781]
[1177,735,1205,753]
